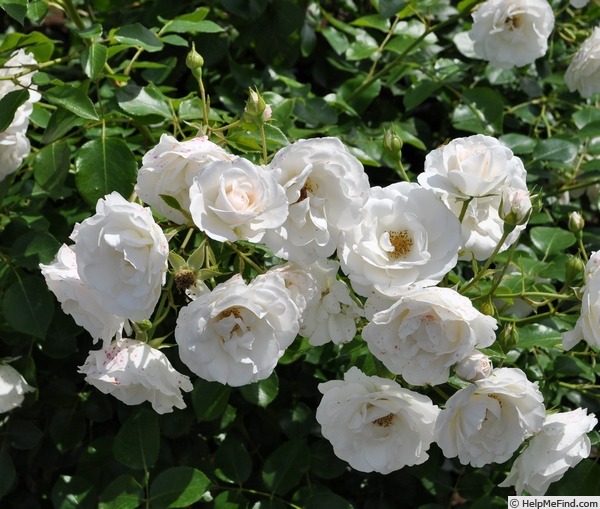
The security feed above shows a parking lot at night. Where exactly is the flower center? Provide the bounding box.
[373,413,395,428]
[296,179,317,203]
[216,307,244,337]
[387,230,414,259]
[505,15,521,30]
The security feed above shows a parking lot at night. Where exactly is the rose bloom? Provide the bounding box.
[316,367,440,474]
[188,158,288,243]
[562,269,600,350]
[454,350,493,382]
[269,261,320,318]
[40,244,125,347]
[435,367,545,467]
[175,272,300,387]
[135,134,236,224]
[262,137,371,264]
[70,192,169,323]
[418,135,529,260]
[0,364,35,414]
[564,26,600,99]
[338,182,461,297]
[78,338,193,414]
[0,49,40,181]
[299,259,363,346]
[468,0,555,68]
[500,408,597,495]
[500,187,533,226]
[362,287,497,386]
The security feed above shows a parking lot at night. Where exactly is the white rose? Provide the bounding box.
[299,259,363,346]
[40,244,125,346]
[189,158,288,243]
[174,272,300,387]
[565,27,600,99]
[0,129,31,182]
[562,270,600,350]
[500,187,533,226]
[362,287,497,386]
[338,182,461,297]
[316,367,440,474]
[418,135,529,260]
[135,134,236,224]
[435,367,545,467]
[500,408,598,495]
[262,137,371,264]
[0,49,40,98]
[78,338,193,414]
[569,0,588,7]
[454,350,493,382]
[468,0,555,68]
[269,261,321,317]
[0,364,35,413]
[70,192,169,323]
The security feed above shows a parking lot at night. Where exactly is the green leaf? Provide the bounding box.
[77,23,103,39]
[261,439,311,495]
[162,19,223,34]
[452,87,504,135]
[0,449,16,499]
[529,226,576,256]
[309,440,347,480]
[42,107,85,145]
[3,275,54,339]
[116,83,172,119]
[114,23,163,52]
[547,459,600,496]
[149,467,211,509]
[26,0,47,22]
[112,408,160,470]
[51,476,98,509]
[215,437,253,484]
[499,133,536,155]
[305,493,354,509]
[9,419,44,450]
[49,408,86,452]
[0,89,29,131]
[213,490,249,509]
[239,371,279,407]
[82,44,108,80]
[378,0,408,18]
[517,324,562,349]
[337,76,381,115]
[0,0,27,24]
[404,79,441,111]
[33,141,71,196]
[99,475,143,509]
[191,379,231,421]
[74,137,137,206]
[44,85,99,121]
[532,138,579,163]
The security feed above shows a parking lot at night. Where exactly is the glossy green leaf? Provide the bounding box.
[517,324,562,349]
[547,459,600,496]
[74,137,137,206]
[42,107,86,144]
[239,371,279,407]
[0,0,26,23]
[530,226,576,256]
[162,19,223,34]
[33,141,71,196]
[452,87,504,135]
[99,475,143,509]
[0,89,29,131]
[114,23,163,52]
[112,408,160,470]
[213,490,249,509]
[77,23,103,39]
[51,476,98,509]
[116,83,172,119]
[378,0,408,17]
[0,449,16,499]
[532,138,579,163]
[262,439,311,495]
[214,436,252,484]
[191,379,231,421]
[49,408,86,452]
[305,493,354,509]
[2,275,54,339]
[499,133,536,155]
[44,85,99,121]
[404,79,441,111]
[82,44,108,80]
[149,467,211,509]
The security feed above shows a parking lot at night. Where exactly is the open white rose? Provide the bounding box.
[435,367,545,467]
[468,0,555,68]
[40,244,125,347]
[0,49,40,181]
[299,259,363,346]
[418,135,529,260]
[500,408,597,495]
[70,192,169,323]
[562,269,600,350]
[189,158,288,243]
[269,261,320,318]
[78,338,193,414]
[174,272,300,387]
[0,364,35,413]
[135,134,236,224]
[564,26,600,99]
[262,137,371,264]
[338,182,461,297]
[316,367,440,474]
[363,286,497,386]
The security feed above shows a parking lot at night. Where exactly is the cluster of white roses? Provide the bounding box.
[39,127,597,494]
[467,0,599,98]
[0,49,40,182]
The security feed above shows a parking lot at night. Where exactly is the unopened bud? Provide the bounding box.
[186,42,204,79]
[383,128,403,158]
[499,187,533,226]
[479,298,496,317]
[242,87,270,124]
[568,211,585,234]
[565,255,585,284]
[455,350,493,382]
